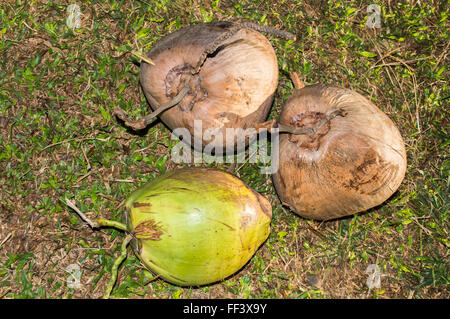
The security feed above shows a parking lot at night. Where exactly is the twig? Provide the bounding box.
[130,50,155,65]
[113,75,193,131]
[98,193,122,202]
[41,137,108,152]
[76,171,92,183]
[0,232,13,248]
[411,217,433,237]
[370,56,431,69]
[65,197,128,231]
[432,41,449,71]
[81,145,91,170]
[23,21,37,32]
[369,46,405,70]
[0,288,11,299]
[65,197,98,229]
[235,146,259,173]
[143,274,161,285]
[115,199,125,210]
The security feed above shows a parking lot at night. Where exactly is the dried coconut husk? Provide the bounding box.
[115,21,296,155]
[272,84,407,221]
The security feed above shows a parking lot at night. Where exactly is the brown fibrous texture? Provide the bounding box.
[140,21,279,154]
[272,84,407,220]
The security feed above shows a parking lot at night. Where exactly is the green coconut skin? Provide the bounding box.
[124,168,272,286]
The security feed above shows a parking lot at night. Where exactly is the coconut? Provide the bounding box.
[272,84,407,220]
[68,167,272,297]
[124,168,272,286]
[114,21,295,155]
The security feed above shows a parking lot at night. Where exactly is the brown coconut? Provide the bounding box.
[272,84,407,220]
[116,22,295,155]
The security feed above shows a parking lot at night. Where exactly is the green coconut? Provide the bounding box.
[125,168,272,286]
[69,168,272,297]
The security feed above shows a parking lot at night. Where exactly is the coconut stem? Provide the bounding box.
[130,50,155,66]
[113,74,193,131]
[66,197,128,232]
[194,22,296,74]
[96,218,128,231]
[249,108,347,137]
[238,22,297,41]
[65,199,133,299]
[290,72,305,90]
[103,234,133,299]
[247,108,347,137]
[276,108,348,136]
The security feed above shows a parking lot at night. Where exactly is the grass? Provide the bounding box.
[0,0,448,299]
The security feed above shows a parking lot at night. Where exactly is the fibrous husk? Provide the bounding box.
[139,21,280,154]
[272,84,407,220]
